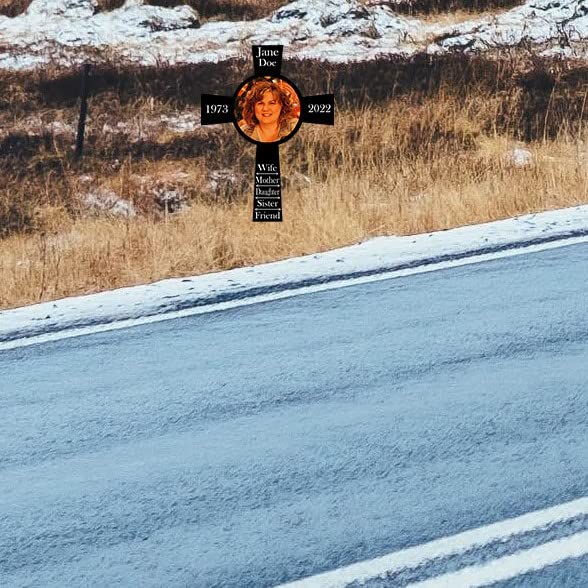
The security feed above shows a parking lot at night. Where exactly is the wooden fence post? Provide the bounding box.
[75,63,91,158]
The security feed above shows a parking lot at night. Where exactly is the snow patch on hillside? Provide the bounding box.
[1,0,587,70]
[429,0,588,59]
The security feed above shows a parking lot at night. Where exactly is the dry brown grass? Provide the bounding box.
[0,0,31,17]
[145,0,288,20]
[1,54,587,309]
[371,0,524,16]
[95,0,126,12]
[1,112,587,308]
[1,127,586,308]
[0,0,285,20]
[419,6,505,25]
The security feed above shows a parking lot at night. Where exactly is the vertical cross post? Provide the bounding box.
[254,143,281,221]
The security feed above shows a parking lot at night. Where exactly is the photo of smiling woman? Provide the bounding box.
[237,78,300,143]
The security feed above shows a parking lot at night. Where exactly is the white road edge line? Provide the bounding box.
[2,235,588,351]
[405,529,588,588]
[276,496,588,588]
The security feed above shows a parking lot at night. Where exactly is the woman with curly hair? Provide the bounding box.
[238,79,298,143]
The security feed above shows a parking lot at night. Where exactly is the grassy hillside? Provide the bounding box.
[0,3,587,309]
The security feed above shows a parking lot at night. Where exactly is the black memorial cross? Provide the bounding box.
[201,46,335,222]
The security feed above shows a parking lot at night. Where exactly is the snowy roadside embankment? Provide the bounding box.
[2,204,588,345]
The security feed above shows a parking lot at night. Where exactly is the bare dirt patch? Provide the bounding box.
[145,0,288,21]
[368,0,524,16]
[0,0,32,17]
[94,0,125,12]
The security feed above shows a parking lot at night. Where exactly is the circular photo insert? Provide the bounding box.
[234,76,302,145]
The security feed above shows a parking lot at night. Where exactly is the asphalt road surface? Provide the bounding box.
[1,242,587,587]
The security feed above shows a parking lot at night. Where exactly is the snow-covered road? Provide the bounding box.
[1,242,587,586]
